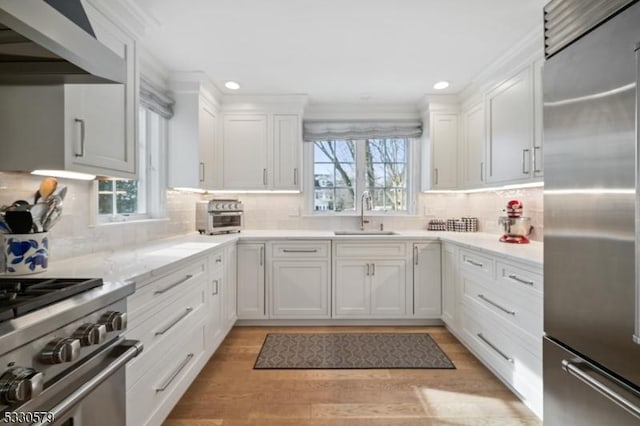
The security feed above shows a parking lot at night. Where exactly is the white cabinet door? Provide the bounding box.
[206,257,223,354]
[273,114,300,190]
[462,103,486,187]
[223,114,268,189]
[334,260,369,317]
[69,2,136,177]
[370,260,407,317]
[271,260,330,318]
[223,244,237,330]
[413,243,441,318]
[486,67,533,184]
[441,243,458,331]
[198,104,221,189]
[236,243,266,319]
[431,113,458,189]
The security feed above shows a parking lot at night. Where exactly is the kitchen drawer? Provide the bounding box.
[271,241,330,258]
[335,241,407,258]
[496,260,543,294]
[462,272,542,347]
[125,279,207,386]
[461,304,542,414]
[126,320,207,426]
[459,248,494,278]
[128,257,207,318]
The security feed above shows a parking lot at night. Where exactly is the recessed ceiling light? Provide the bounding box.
[433,81,450,90]
[225,81,240,90]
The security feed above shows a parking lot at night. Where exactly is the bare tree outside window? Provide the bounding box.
[313,140,355,212]
[366,139,407,211]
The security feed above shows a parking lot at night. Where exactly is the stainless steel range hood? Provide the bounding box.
[0,0,126,84]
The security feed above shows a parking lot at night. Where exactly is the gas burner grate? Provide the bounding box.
[0,278,103,321]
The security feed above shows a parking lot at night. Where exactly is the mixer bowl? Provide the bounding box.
[499,217,532,236]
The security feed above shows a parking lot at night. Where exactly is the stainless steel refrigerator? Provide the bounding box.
[543,0,640,424]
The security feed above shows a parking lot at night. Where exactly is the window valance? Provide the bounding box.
[140,78,175,119]
[303,120,422,141]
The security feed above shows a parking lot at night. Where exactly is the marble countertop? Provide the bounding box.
[27,230,541,286]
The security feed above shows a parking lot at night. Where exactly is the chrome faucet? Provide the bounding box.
[360,190,372,231]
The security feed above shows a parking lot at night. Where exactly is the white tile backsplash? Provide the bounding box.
[1,171,544,265]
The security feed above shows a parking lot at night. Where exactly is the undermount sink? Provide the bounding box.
[334,230,398,236]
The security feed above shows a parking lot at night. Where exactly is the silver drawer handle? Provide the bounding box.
[508,274,534,286]
[478,294,516,316]
[155,353,194,393]
[282,249,318,253]
[562,359,640,419]
[154,275,193,295]
[466,259,484,268]
[477,333,513,363]
[212,279,219,295]
[155,308,193,336]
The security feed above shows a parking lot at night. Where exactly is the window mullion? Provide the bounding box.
[355,140,366,210]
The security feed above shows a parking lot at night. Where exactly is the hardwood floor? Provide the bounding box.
[163,326,541,426]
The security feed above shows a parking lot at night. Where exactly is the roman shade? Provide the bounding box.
[303,120,422,141]
[140,78,174,119]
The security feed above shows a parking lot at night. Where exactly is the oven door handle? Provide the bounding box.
[31,339,143,426]
[211,211,244,216]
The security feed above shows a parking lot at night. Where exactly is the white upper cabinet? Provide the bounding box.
[0,3,137,179]
[420,99,459,191]
[532,59,544,178]
[485,66,534,184]
[221,96,306,191]
[272,114,301,190]
[461,103,486,187]
[168,79,221,190]
[222,114,269,189]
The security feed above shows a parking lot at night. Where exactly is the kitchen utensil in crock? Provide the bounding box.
[5,210,34,234]
[30,202,48,233]
[34,177,58,203]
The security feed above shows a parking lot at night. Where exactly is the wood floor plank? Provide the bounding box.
[163,326,540,426]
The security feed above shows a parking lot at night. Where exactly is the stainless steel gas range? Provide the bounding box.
[0,278,141,425]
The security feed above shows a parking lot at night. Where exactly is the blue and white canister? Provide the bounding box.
[2,232,49,274]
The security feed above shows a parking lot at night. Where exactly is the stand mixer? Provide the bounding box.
[498,199,533,244]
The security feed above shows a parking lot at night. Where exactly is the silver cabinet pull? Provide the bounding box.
[155,353,194,393]
[414,246,419,266]
[74,118,85,158]
[293,168,298,185]
[522,149,530,174]
[155,308,193,336]
[478,294,516,315]
[562,359,640,419]
[508,274,534,286]
[371,263,375,276]
[366,263,370,276]
[154,275,193,295]
[434,168,439,185]
[533,146,542,173]
[282,249,318,253]
[259,246,264,266]
[477,333,513,363]
[215,256,222,263]
[212,279,219,295]
[480,162,484,182]
[263,168,267,185]
[466,259,483,268]
[199,162,205,182]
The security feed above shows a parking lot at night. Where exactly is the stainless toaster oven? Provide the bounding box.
[196,199,243,234]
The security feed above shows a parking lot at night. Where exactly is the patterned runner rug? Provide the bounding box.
[254,333,455,369]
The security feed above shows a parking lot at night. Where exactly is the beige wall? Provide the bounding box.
[1,171,543,263]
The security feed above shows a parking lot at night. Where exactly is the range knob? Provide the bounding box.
[73,323,107,347]
[98,311,127,332]
[0,367,44,405]
[40,337,81,364]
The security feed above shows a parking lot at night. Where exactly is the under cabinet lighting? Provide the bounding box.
[433,81,450,90]
[225,81,240,90]
[32,170,96,180]
[426,181,544,194]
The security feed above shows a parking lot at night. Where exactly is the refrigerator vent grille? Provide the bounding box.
[544,0,637,58]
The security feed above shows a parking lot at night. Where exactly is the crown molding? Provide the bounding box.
[222,94,309,113]
[169,71,223,108]
[304,103,419,121]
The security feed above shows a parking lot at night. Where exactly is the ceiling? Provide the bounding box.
[134,0,546,105]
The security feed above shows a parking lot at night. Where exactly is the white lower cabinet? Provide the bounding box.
[206,250,224,354]
[223,243,238,330]
[332,241,411,319]
[269,241,331,318]
[236,243,266,319]
[450,244,543,417]
[441,243,458,330]
[412,242,442,318]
